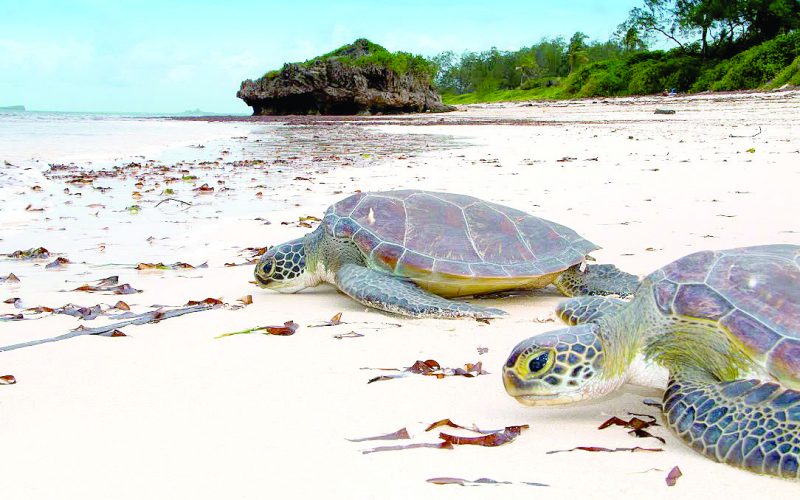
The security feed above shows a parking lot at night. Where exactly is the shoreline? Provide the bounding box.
[1,90,799,499]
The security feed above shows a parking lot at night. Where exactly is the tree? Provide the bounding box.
[621,0,687,50]
[567,32,590,72]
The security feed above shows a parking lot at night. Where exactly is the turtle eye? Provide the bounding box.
[527,351,551,374]
[261,258,276,277]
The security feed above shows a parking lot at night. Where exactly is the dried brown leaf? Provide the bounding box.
[238,295,253,305]
[0,375,16,385]
[113,300,131,310]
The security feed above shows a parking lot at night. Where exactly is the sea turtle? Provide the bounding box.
[254,190,638,318]
[503,244,800,479]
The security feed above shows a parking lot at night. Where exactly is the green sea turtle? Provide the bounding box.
[254,190,638,318]
[503,244,800,478]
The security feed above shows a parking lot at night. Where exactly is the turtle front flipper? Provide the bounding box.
[335,264,507,319]
[553,264,640,298]
[556,296,628,325]
[663,368,800,479]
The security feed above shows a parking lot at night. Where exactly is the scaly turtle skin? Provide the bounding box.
[254,190,638,318]
[503,245,800,479]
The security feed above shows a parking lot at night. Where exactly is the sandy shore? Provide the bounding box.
[1,90,799,499]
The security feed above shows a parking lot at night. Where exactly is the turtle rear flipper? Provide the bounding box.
[664,368,800,479]
[335,264,507,319]
[556,296,628,325]
[553,264,640,298]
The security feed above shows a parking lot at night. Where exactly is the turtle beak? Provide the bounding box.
[255,274,271,287]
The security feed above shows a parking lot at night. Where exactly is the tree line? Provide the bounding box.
[434,0,800,97]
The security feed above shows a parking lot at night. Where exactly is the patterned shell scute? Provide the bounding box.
[324,190,599,277]
[659,245,800,379]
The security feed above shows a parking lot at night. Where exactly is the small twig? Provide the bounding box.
[729,125,761,138]
[155,197,192,208]
[0,304,212,352]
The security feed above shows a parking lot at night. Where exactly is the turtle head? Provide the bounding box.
[503,324,625,406]
[254,238,309,293]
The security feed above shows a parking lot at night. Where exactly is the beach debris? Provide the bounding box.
[598,413,665,443]
[439,425,528,447]
[73,275,141,295]
[6,247,50,259]
[362,442,453,454]
[192,183,214,193]
[365,359,488,383]
[114,300,131,310]
[186,297,224,306]
[135,261,207,270]
[1,273,20,283]
[0,313,24,322]
[0,375,16,385]
[358,419,529,454]
[333,331,364,339]
[102,329,128,337]
[427,477,549,487]
[643,398,663,409]
[477,346,489,355]
[546,446,663,454]
[0,302,218,352]
[729,126,762,138]
[309,312,343,327]
[665,466,682,486]
[46,257,70,269]
[654,109,676,114]
[154,197,192,209]
[215,320,299,338]
[346,427,410,442]
[237,295,253,305]
[745,147,756,153]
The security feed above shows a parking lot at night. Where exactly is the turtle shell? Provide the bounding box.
[321,190,598,295]
[647,244,800,385]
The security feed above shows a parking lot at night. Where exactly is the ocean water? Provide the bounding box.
[0,110,457,264]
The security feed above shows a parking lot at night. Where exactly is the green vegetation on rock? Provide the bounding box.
[263,38,437,81]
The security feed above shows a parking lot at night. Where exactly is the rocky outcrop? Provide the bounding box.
[237,40,454,115]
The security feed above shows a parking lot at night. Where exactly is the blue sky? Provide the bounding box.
[1,1,645,113]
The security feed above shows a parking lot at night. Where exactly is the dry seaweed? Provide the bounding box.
[346,427,410,442]
[73,276,141,295]
[665,466,682,486]
[361,442,453,454]
[439,425,528,447]
[598,414,665,443]
[366,359,488,383]
[427,477,548,487]
[215,320,299,338]
[0,303,217,352]
[7,247,50,259]
[46,257,70,269]
[546,446,663,454]
[135,261,207,270]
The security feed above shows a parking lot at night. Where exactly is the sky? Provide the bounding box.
[0,1,646,113]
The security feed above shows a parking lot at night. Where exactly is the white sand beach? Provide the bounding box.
[1,91,799,499]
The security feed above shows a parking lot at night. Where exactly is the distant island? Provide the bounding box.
[237,39,453,115]
[0,105,25,111]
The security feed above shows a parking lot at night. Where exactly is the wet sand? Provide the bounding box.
[1,90,799,499]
